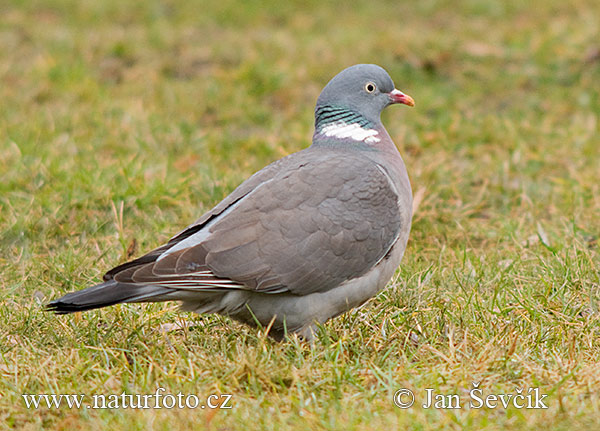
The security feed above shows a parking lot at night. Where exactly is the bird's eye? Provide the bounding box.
[365,82,377,93]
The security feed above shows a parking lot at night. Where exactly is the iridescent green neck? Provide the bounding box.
[315,104,374,132]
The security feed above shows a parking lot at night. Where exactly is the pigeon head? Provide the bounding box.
[314,64,414,145]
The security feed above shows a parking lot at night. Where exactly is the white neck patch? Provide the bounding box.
[320,122,380,144]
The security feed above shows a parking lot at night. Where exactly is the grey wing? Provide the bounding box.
[201,155,403,294]
[105,152,403,296]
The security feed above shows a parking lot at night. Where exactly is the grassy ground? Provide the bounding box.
[1,0,599,429]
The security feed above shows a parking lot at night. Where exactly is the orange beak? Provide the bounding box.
[388,89,415,107]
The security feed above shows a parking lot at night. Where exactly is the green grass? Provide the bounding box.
[1,0,599,429]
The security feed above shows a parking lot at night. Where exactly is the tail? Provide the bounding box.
[46,280,172,314]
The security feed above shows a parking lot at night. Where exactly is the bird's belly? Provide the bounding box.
[211,235,409,336]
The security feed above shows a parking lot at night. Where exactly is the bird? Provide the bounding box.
[47,64,415,341]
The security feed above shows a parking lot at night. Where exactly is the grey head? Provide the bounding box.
[313,64,414,143]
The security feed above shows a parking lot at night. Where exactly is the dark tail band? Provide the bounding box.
[46,280,171,314]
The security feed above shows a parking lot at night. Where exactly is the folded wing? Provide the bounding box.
[103,149,403,296]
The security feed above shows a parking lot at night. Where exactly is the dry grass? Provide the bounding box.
[1,0,599,429]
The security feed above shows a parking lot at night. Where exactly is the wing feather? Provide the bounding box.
[101,148,403,296]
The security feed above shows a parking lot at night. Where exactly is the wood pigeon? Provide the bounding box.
[47,64,415,341]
